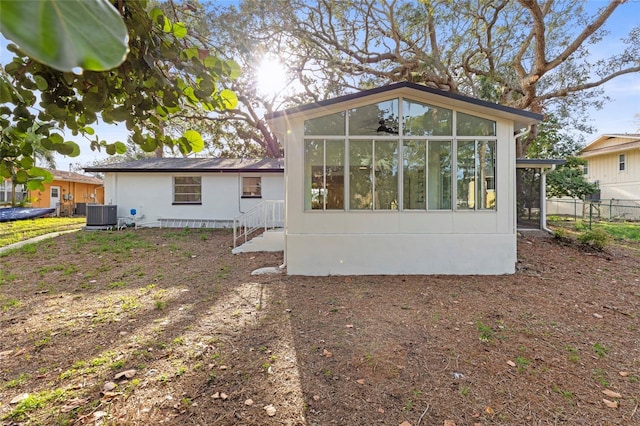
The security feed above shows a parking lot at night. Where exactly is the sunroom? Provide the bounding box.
[268,82,542,275]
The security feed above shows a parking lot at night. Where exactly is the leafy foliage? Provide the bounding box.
[0,0,128,72]
[546,157,598,199]
[1,0,239,188]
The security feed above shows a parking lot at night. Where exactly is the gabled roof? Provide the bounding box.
[83,158,285,173]
[267,81,543,129]
[580,134,640,158]
[48,169,103,185]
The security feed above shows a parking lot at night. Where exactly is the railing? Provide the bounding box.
[546,198,640,222]
[233,200,285,248]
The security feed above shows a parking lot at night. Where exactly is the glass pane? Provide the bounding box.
[457,112,496,136]
[403,140,426,209]
[428,141,452,210]
[477,141,496,210]
[374,140,399,210]
[403,99,452,136]
[325,140,345,209]
[304,139,324,210]
[304,112,346,135]
[242,177,261,197]
[349,140,373,209]
[348,99,399,135]
[457,141,476,209]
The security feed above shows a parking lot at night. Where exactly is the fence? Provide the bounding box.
[546,198,640,222]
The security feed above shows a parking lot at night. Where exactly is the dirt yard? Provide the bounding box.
[0,228,638,425]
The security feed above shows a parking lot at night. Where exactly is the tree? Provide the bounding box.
[546,157,598,199]
[201,0,639,156]
[1,0,239,190]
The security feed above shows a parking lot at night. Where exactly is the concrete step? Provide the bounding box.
[232,229,284,254]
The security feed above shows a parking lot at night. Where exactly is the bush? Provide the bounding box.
[577,228,609,250]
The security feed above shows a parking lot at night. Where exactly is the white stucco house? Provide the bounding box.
[580,133,640,200]
[84,158,284,228]
[267,82,542,275]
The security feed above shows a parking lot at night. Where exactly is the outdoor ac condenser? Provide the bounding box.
[86,205,117,226]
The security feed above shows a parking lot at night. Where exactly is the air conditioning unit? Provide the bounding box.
[86,205,117,226]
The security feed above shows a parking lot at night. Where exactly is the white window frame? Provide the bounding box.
[619,154,626,172]
[173,176,202,205]
[242,176,262,198]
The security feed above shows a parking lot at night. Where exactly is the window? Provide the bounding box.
[305,139,345,210]
[619,154,626,172]
[457,140,496,210]
[403,140,452,210]
[173,176,201,204]
[303,99,497,212]
[242,177,261,198]
[583,162,589,175]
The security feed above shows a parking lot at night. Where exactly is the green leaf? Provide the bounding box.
[33,75,49,91]
[183,130,204,152]
[27,179,45,191]
[114,141,127,154]
[0,0,129,72]
[172,22,187,38]
[219,89,238,109]
[29,167,54,183]
[226,60,242,80]
[15,170,29,184]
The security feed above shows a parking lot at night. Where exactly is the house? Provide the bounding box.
[267,82,542,275]
[84,158,284,228]
[3,169,104,215]
[579,134,640,200]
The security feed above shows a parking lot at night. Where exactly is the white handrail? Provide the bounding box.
[233,200,284,248]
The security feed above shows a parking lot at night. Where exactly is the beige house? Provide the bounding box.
[580,134,640,200]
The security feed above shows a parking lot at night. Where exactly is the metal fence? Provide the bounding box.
[546,198,640,222]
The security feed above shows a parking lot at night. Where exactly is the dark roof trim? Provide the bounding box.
[267,81,543,122]
[84,158,284,173]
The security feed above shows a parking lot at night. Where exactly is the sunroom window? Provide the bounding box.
[303,98,496,212]
[457,140,496,210]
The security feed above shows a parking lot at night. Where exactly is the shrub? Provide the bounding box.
[577,228,609,250]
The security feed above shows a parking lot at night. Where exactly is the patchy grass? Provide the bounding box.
[0,217,85,247]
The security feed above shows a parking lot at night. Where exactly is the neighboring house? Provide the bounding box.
[267,82,542,275]
[0,180,26,205]
[28,169,104,216]
[579,134,640,200]
[84,158,284,227]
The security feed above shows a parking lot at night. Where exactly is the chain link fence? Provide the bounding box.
[546,198,640,222]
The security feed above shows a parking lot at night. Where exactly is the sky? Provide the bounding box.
[1,0,639,173]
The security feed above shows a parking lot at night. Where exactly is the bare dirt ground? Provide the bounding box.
[0,228,639,426]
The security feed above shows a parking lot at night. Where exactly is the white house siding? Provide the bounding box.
[103,172,284,226]
[585,150,640,200]
[274,86,522,275]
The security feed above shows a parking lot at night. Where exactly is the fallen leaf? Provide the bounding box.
[603,398,619,408]
[602,389,622,398]
[378,407,385,414]
[312,395,320,401]
[245,399,254,406]
[443,421,456,426]
[0,349,14,358]
[60,398,90,413]
[114,369,136,380]
[346,324,354,328]
[593,313,603,319]
[220,392,228,400]
[619,371,629,377]
[264,404,277,416]
[356,379,365,385]
[485,406,494,414]
[399,421,412,426]
[103,382,117,392]
[506,360,516,367]
[10,393,29,404]
[323,349,333,358]
[212,392,220,399]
